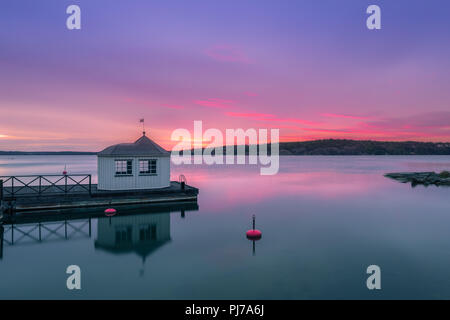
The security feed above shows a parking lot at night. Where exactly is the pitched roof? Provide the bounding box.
[98,134,170,157]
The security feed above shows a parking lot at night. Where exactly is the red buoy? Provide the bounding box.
[104,208,117,216]
[246,215,262,240]
[246,229,262,239]
[62,165,67,175]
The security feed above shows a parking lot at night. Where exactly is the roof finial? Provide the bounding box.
[140,118,145,136]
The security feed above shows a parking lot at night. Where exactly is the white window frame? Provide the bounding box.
[115,159,133,176]
[139,159,157,175]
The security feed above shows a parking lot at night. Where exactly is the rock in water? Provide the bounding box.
[384,172,450,187]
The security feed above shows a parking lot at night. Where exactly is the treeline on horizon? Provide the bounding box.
[2,139,450,156]
[188,139,450,156]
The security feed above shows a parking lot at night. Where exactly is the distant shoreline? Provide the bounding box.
[1,139,450,156]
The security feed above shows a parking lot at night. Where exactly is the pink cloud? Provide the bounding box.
[302,128,355,133]
[122,97,155,107]
[205,45,251,63]
[225,111,320,127]
[321,113,370,120]
[161,103,184,110]
[275,117,320,126]
[225,111,275,119]
[362,111,450,131]
[123,97,185,111]
[195,98,235,109]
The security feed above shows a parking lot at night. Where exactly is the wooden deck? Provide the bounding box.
[1,181,198,213]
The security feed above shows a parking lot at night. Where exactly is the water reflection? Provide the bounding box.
[249,239,258,256]
[1,202,198,264]
[95,212,171,275]
[2,156,450,299]
[1,218,92,251]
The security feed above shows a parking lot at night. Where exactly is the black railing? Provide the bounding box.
[0,174,92,198]
[2,219,92,247]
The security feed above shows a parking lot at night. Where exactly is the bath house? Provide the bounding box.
[1,131,198,214]
[97,132,171,191]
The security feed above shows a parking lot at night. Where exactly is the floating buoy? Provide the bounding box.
[246,215,262,240]
[246,229,262,239]
[62,165,67,175]
[104,208,117,216]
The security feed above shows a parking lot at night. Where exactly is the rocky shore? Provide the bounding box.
[384,171,450,187]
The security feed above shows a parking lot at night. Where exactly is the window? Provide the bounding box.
[115,226,132,245]
[139,224,157,241]
[115,160,132,175]
[139,159,157,175]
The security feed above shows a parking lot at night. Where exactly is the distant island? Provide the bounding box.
[191,139,450,156]
[276,139,450,155]
[2,139,450,156]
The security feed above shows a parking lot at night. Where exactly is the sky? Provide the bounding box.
[1,0,450,151]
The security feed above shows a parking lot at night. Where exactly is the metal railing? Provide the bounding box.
[2,219,92,247]
[0,174,92,198]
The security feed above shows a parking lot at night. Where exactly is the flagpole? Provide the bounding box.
[140,118,145,136]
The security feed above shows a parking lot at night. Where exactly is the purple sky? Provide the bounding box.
[1,0,450,151]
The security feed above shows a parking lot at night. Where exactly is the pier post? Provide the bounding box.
[88,175,92,196]
[0,180,3,215]
[0,225,3,259]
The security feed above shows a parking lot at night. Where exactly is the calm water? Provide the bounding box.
[0,155,450,299]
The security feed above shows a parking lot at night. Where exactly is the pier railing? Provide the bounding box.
[2,218,92,249]
[0,174,92,198]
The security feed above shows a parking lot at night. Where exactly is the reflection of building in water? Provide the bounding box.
[95,213,171,264]
[1,202,197,261]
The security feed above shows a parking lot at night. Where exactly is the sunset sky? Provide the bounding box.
[1,0,450,151]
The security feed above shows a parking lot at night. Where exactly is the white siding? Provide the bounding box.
[97,156,170,190]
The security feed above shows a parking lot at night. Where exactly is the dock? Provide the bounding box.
[0,174,198,214]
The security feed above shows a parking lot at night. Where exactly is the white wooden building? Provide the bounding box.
[97,133,171,190]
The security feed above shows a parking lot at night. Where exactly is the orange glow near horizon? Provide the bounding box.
[1,120,450,152]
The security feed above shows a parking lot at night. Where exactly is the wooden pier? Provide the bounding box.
[0,174,198,215]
